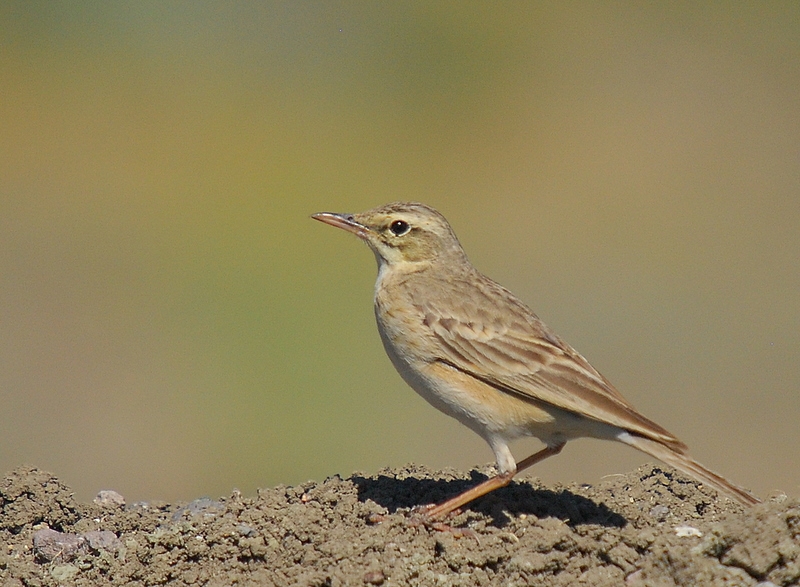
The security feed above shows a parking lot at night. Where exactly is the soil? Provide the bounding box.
[0,464,797,587]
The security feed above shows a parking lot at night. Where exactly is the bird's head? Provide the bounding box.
[312,202,467,267]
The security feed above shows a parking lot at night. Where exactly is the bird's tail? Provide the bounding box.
[618,432,760,506]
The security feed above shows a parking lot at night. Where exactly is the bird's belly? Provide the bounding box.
[379,329,579,444]
[373,297,618,446]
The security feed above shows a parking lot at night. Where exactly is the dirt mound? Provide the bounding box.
[1,464,796,586]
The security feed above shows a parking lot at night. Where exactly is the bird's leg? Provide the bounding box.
[418,442,565,522]
[515,441,565,475]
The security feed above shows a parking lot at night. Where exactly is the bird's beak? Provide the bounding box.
[311,212,371,239]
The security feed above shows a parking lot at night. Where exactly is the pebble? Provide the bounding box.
[674,525,703,538]
[33,527,121,562]
[649,505,670,520]
[94,490,126,508]
[171,498,226,522]
[33,529,85,562]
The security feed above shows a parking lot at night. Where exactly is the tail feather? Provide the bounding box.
[618,432,760,506]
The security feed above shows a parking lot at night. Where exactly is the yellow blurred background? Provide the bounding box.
[1,3,798,502]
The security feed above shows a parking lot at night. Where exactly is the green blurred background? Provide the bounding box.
[1,2,798,503]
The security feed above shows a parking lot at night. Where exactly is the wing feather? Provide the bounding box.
[415,277,686,452]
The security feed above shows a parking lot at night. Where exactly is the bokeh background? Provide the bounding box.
[2,2,798,503]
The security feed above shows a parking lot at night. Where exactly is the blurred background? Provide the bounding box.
[1,2,798,503]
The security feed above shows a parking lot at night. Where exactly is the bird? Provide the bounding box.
[312,201,760,518]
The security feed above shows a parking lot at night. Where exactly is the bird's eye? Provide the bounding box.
[389,220,410,236]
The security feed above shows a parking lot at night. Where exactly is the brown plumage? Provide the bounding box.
[313,202,759,516]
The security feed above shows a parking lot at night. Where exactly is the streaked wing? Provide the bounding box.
[416,277,686,451]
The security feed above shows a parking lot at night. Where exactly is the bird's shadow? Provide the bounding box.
[352,470,626,528]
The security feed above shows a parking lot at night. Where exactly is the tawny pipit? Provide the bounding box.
[313,202,760,516]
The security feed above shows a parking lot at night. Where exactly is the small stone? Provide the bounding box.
[674,525,703,538]
[94,490,125,508]
[34,529,85,562]
[83,530,122,553]
[364,570,386,584]
[649,505,670,520]
[626,570,643,585]
[171,498,226,522]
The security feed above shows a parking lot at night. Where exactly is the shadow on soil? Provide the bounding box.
[352,470,627,528]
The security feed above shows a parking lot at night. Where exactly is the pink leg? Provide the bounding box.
[421,443,565,521]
